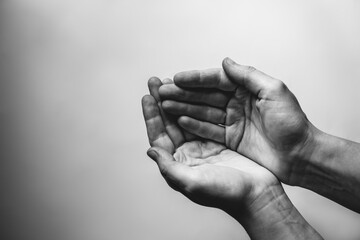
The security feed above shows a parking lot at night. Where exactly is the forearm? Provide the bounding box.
[298,128,360,212]
[231,184,322,240]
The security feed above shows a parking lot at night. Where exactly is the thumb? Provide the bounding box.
[222,57,277,97]
[147,147,195,190]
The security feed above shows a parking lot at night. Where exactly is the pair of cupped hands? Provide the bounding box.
[142,57,315,219]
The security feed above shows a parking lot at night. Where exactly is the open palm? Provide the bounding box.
[159,60,314,184]
[143,77,277,213]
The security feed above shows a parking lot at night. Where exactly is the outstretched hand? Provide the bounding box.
[143,76,323,240]
[158,58,316,185]
[142,77,278,214]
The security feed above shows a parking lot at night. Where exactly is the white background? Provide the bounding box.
[1,0,360,239]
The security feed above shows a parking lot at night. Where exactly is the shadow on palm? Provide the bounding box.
[143,77,276,212]
[158,62,311,183]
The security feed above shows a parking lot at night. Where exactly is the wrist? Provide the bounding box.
[295,127,360,212]
[233,183,322,240]
[294,125,344,188]
[287,122,324,186]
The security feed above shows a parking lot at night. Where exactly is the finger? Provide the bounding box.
[162,100,226,124]
[178,116,225,143]
[162,78,173,84]
[148,77,162,102]
[142,95,175,153]
[148,77,185,148]
[161,77,198,141]
[174,68,237,91]
[159,84,230,108]
[147,147,197,191]
[222,57,278,98]
[162,78,199,142]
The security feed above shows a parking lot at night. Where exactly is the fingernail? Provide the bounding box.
[225,57,235,65]
[147,149,158,160]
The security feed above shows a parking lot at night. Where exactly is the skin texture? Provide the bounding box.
[159,58,315,185]
[159,57,360,213]
[143,77,278,212]
[142,77,323,240]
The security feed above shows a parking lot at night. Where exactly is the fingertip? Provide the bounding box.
[158,84,178,98]
[149,146,175,166]
[222,57,235,66]
[162,78,173,84]
[174,71,199,86]
[173,72,184,84]
[141,94,155,105]
[147,147,158,161]
[158,84,167,96]
[222,59,258,92]
[141,94,148,104]
[148,77,163,101]
[223,58,239,76]
[148,76,161,87]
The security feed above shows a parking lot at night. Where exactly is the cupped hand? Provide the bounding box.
[142,77,278,213]
[158,58,316,185]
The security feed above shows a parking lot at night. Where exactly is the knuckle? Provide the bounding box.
[243,65,257,82]
[184,180,200,195]
[205,107,212,119]
[161,100,172,110]
[184,103,192,113]
[159,167,169,179]
[270,79,287,92]
[245,65,256,73]
[184,182,196,194]
[198,124,207,136]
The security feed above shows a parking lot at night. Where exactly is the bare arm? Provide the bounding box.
[298,129,360,213]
